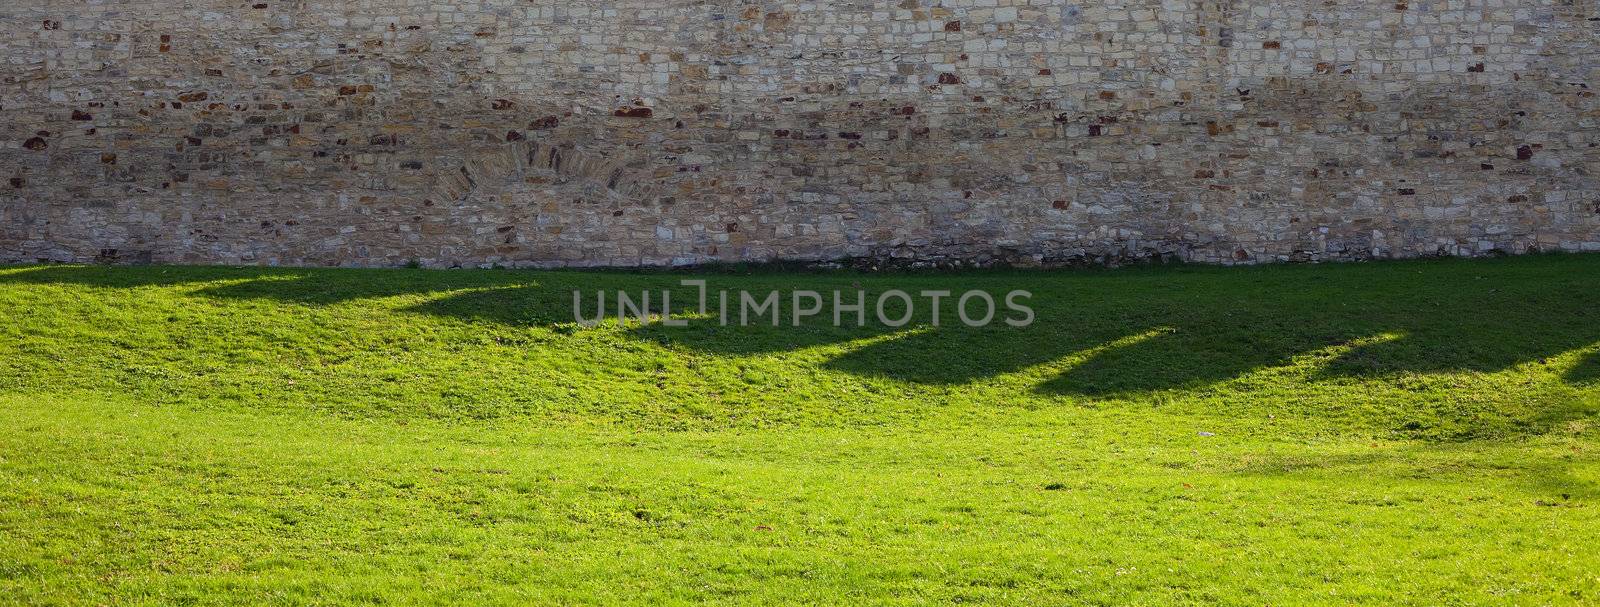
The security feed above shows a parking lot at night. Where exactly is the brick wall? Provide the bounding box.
[2,0,1596,268]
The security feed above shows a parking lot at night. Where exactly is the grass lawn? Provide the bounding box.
[1,255,1598,605]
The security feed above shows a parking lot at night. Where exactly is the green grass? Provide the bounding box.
[1,255,1597,605]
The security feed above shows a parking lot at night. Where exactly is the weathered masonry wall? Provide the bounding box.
[1,1,1596,268]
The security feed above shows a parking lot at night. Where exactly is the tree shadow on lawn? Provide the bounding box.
[194,269,472,306]
[1222,444,1600,503]
[4,258,1599,433]
[622,257,1600,394]
[1025,267,1600,397]
[0,263,883,348]
[0,264,512,307]
[617,257,1600,438]
[0,264,260,289]
[1567,350,1600,386]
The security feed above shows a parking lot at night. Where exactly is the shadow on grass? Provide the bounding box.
[3,256,1599,416]
[622,257,1600,403]
[0,264,246,289]
[1225,445,1600,502]
[1565,347,1600,386]
[193,271,468,306]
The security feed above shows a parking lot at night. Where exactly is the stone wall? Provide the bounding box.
[1,0,1596,268]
